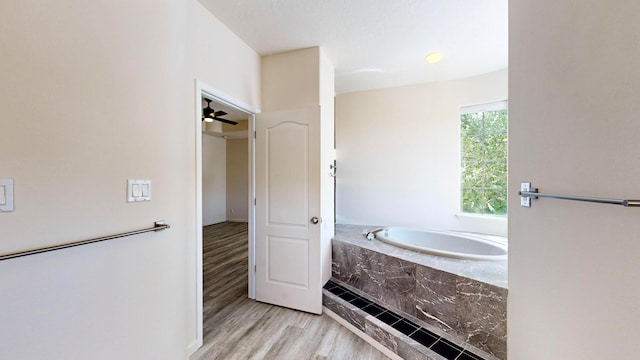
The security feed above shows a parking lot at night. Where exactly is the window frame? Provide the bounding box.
[460,100,508,216]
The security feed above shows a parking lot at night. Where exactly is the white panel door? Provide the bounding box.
[255,106,321,314]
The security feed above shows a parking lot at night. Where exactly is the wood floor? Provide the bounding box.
[191,222,389,360]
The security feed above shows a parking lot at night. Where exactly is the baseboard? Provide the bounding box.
[186,338,201,357]
[203,219,226,226]
[323,306,403,360]
[226,218,248,223]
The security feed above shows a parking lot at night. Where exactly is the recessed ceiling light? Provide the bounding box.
[425,52,444,64]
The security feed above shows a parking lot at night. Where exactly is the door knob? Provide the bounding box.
[310,216,319,224]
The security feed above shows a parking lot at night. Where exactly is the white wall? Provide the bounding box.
[335,70,508,236]
[0,1,190,359]
[226,138,249,222]
[202,135,227,225]
[261,47,320,112]
[509,1,640,359]
[0,1,261,358]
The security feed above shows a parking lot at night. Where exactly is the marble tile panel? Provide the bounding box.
[322,291,366,331]
[396,338,447,360]
[335,224,508,289]
[414,265,458,333]
[364,317,400,354]
[465,331,507,360]
[354,247,388,299]
[334,241,420,318]
[332,225,508,359]
[454,276,506,358]
[456,276,507,337]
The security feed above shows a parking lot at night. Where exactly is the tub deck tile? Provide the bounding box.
[332,225,507,359]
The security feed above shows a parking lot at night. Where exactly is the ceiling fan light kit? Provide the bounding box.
[202,98,238,125]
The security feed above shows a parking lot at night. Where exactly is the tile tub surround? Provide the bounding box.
[332,225,507,359]
[323,281,499,360]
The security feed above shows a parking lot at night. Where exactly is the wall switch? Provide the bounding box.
[0,179,14,212]
[132,184,141,197]
[128,180,151,202]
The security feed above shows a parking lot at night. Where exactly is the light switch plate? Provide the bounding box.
[128,179,151,202]
[0,179,14,212]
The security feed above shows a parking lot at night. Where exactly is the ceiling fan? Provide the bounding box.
[202,98,238,125]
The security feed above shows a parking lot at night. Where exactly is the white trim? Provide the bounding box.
[193,80,258,355]
[186,340,200,357]
[323,307,403,360]
[454,212,508,221]
[247,114,256,299]
[460,99,507,115]
[198,81,260,115]
[226,218,249,223]
[459,99,508,218]
[192,81,204,355]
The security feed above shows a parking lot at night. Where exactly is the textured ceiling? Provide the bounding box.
[198,0,508,94]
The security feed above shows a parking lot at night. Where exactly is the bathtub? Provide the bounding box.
[374,227,507,261]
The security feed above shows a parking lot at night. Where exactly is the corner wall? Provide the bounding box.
[0,1,261,358]
[509,1,640,358]
[202,135,227,225]
[0,1,190,358]
[226,138,249,222]
[335,70,508,236]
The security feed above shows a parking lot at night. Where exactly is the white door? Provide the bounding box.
[255,106,322,314]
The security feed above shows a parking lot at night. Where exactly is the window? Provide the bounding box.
[460,101,508,215]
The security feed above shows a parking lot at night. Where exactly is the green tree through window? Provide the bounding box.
[461,102,508,215]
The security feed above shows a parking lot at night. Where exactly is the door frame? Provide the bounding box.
[193,80,258,352]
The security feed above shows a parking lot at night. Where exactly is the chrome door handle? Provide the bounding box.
[310,216,319,224]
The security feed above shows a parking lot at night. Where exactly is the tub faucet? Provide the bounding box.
[362,228,386,241]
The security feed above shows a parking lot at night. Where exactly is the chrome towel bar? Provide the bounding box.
[519,182,640,208]
[0,221,170,261]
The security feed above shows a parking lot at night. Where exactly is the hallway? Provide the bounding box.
[191,222,388,360]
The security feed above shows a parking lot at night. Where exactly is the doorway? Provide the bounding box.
[194,80,257,351]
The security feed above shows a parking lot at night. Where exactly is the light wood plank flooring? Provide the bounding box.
[191,222,389,360]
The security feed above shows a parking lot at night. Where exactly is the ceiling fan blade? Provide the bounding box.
[214,110,228,117]
[213,117,238,125]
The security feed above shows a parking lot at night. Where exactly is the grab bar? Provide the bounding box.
[0,220,170,261]
[519,182,640,208]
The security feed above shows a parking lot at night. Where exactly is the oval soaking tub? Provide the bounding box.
[374,228,507,261]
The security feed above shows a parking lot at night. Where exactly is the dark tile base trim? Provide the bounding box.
[324,280,492,360]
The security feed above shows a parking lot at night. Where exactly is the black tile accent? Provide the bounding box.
[431,339,463,359]
[324,283,338,291]
[349,297,371,309]
[337,291,357,302]
[361,303,385,317]
[409,328,438,348]
[376,311,400,325]
[457,351,483,360]
[326,285,346,296]
[324,280,488,360]
[376,311,401,325]
[391,319,419,335]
